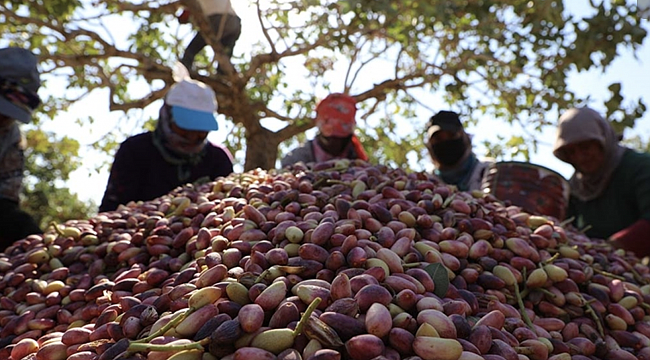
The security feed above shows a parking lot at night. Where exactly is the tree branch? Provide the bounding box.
[359,97,382,122]
[355,70,438,103]
[244,34,329,80]
[274,119,315,140]
[343,37,367,92]
[258,106,294,123]
[109,87,168,112]
[1,6,66,41]
[347,41,388,92]
[106,0,179,15]
[256,0,278,56]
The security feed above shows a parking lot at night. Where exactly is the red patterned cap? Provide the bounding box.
[315,93,357,137]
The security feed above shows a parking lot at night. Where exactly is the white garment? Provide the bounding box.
[467,160,493,192]
[197,0,236,15]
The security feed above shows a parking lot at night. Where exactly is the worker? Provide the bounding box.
[281,93,368,167]
[100,72,234,212]
[553,106,650,257]
[0,47,43,249]
[425,110,492,191]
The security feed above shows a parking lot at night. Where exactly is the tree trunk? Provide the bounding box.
[244,127,280,171]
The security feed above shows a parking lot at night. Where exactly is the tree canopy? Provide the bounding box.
[0,0,648,225]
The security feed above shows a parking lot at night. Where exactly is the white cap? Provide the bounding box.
[164,63,218,131]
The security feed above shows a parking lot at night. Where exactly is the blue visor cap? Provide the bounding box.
[171,105,219,132]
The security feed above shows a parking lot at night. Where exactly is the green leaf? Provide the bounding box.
[1,0,647,210]
[424,263,450,298]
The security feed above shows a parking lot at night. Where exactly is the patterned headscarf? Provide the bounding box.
[553,107,626,201]
[315,93,357,137]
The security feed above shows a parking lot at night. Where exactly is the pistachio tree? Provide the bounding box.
[0,0,647,221]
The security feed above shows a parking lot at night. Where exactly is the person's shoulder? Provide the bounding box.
[281,142,313,167]
[620,148,650,166]
[111,133,154,164]
[115,132,153,153]
[0,121,21,146]
[475,157,495,172]
[121,132,152,145]
[620,148,650,172]
[285,142,311,155]
[623,148,650,159]
[206,141,234,160]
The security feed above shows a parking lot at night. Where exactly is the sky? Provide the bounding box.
[27,1,650,207]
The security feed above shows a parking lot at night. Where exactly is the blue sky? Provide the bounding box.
[26,1,650,206]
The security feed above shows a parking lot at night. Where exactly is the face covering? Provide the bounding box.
[152,105,206,182]
[430,137,467,166]
[157,105,207,155]
[317,134,352,155]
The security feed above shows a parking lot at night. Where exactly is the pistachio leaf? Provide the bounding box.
[424,263,450,298]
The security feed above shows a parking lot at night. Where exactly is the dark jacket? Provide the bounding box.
[99,132,233,212]
[567,149,650,257]
[0,121,41,249]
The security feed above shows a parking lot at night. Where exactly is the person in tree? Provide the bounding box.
[553,106,650,258]
[281,93,368,167]
[99,67,233,212]
[179,0,241,72]
[0,47,43,249]
[425,110,492,191]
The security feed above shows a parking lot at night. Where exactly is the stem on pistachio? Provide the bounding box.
[582,295,605,338]
[134,309,192,343]
[128,340,205,353]
[592,268,626,281]
[49,221,65,236]
[293,297,322,337]
[402,262,422,268]
[513,281,535,331]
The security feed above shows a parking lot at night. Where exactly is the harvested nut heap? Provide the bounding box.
[1,159,650,360]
